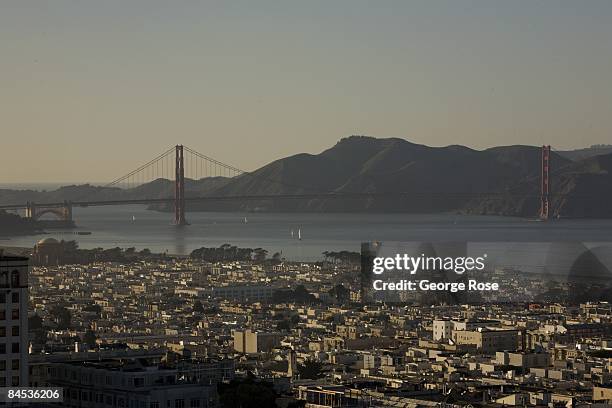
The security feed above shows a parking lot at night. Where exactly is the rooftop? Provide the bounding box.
[0,255,29,262]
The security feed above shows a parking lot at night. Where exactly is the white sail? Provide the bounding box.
[298,228,302,240]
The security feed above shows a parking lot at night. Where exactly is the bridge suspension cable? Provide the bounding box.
[183,146,244,179]
[7,143,586,222]
[98,145,246,190]
[103,146,176,188]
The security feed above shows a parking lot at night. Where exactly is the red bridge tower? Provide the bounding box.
[174,145,188,225]
[539,145,551,220]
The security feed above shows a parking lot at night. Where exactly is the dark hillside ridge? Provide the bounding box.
[1,136,610,217]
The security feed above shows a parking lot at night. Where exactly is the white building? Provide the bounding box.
[433,320,452,341]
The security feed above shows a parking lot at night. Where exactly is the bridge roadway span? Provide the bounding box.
[0,191,562,211]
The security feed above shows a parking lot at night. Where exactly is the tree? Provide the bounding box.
[83,329,97,347]
[193,300,204,313]
[294,285,316,304]
[290,314,301,325]
[33,328,48,346]
[277,319,291,331]
[29,314,47,346]
[252,248,268,262]
[329,284,350,303]
[61,240,79,252]
[297,359,325,380]
[50,306,72,330]
[29,314,43,331]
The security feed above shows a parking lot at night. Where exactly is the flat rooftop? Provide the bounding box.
[0,255,29,262]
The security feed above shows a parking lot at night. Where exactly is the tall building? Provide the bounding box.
[233,329,281,354]
[0,253,29,387]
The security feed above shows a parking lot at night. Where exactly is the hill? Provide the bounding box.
[1,136,610,217]
[557,145,612,161]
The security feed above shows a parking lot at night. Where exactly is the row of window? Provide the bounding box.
[0,359,20,370]
[0,270,21,288]
[0,326,19,336]
[0,343,20,354]
[0,310,20,320]
[0,375,20,386]
[64,392,205,408]
[0,292,19,303]
[147,399,204,408]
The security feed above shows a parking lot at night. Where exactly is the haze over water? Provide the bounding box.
[2,205,612,262]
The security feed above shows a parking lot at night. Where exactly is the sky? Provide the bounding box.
[1,0,612,183]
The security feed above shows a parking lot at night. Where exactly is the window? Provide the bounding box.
[11,343,19,354]
[11,360,18,370]
[150,403,160,408]
[11,310,18,320]
[11,376,19,386]
[0,344,6,354]
[11,327,18,337]
[10,271,19,288]
[0,361,5,371]
[175,400,185,408]
[11,293,18,303]
[0,293,5,303]
[0,377,5,386]
[0,272,8,288]
[0,327,5,337]
[0,311,5,320]
[190,400,201,408]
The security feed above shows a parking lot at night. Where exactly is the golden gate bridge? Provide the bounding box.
[0,144,556,225]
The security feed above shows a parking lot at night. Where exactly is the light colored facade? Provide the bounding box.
[433,320,452,341]
[233,329,281,354]
[495,351,550,369]
[0,254,29,387]
[452,329,518,353]
[434,319,499,341]
[593,386,612,402]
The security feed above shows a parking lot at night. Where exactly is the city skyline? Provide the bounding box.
[2,1,612,182]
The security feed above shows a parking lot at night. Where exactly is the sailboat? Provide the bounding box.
[243,217,248,224]
[291,229,294,238]
[132,215,136,222]
[298,228,302,240]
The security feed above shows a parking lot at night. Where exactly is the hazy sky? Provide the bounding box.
[2,1,612,182]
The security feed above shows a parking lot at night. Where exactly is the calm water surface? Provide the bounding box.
[2,205,612,260]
